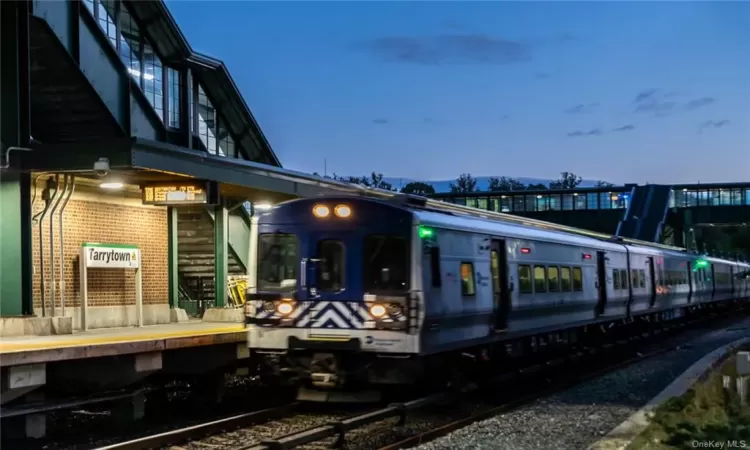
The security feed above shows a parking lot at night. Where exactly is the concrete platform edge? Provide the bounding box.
[587,336,750,450]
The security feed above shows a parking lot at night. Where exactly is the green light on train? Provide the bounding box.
[694,258,710,270]
[418,226,435,239]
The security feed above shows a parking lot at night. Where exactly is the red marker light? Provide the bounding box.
[582,253,592,260]
[520,248,531,254]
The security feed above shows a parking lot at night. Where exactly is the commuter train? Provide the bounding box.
[244,193,750,401]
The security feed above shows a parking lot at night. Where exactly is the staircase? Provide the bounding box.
[177,207,246,316]
[616,185,672,243]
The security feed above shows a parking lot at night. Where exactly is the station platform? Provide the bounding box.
[0,321,246,367]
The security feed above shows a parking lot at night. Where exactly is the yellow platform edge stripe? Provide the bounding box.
[0,324,246,353]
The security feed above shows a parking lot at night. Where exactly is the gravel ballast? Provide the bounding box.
[414,318,750,450]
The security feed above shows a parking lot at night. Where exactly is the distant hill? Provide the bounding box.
[382,176,608,193]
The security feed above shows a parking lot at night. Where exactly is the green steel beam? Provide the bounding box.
[167,207,178,308]
[214,204,228,308]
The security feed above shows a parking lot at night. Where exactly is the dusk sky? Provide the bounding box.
[166,1,749,185]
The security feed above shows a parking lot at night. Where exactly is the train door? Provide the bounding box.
[686,261,693,303]
[490,239,511,332]
[303,234,351,330]
[595,252,607,316]
[648,257,657,307]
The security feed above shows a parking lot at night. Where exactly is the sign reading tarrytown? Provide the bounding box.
[81,243,140,269]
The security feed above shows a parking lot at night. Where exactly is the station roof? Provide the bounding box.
[127,0,280,167]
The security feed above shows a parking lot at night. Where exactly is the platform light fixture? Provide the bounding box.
[254,202,273,211]
[100,181,123,190]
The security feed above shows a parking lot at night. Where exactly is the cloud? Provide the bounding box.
[372,118,389,125]
[567,128,602,137]
[698,119,730,133]
[357,33,533,65]
[684,97,716,110]
[613,124,635,132]
[632,89,677,116]
[564,102,599,114]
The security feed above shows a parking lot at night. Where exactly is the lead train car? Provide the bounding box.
[245,195,750,398]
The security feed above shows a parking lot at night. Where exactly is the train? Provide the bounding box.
[244,192,750,401]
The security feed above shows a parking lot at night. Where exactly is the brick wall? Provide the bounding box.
[31,185,168,310]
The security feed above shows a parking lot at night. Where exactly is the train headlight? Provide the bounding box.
[277,302,294,315]
[312,204,330,218]
[334,205,352,218]
[369,304,387,318]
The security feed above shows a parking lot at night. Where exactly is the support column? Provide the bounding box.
[167,207,178,308]
[214,204,228,307]
[0,0,32,317]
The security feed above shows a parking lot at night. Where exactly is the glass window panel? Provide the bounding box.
[534,266,547,293]
[574,194,586,210]
[466,197,478,208]
[710,190,720,206]
[572,267,583,291]
[460,263,476,296]
[599,192,612,209]
[142,43,163,121]
[672,189,685,208]
[686,190,698,206]
[501,196,511,212]
[562,194,574,210]
[489,197,500,212]
[477,198,488,210]
[731,189,743,205]
[587,193,598,209]
[513,196,525,212]
[746,189,750,206]
[119,5,141,84]
[197,85,220,155]
[719,190,731,205]
[83,0,95,15]
[525,195,536,212]
[548,266,559,292]
[217,123,237,158]
[536,195,548,211]
[518,265,532,294]
[698,191,709,206]
[560,267,572,291]
[97,0,117,48]
[167,68,181,128]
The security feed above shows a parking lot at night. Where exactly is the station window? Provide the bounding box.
[119,5,141,84]
[197,85,219,155]
[548,266,560,292]
[460,262,476,296]
[257,234,298,291]
[167,68,181,128]
[572,267,583,291]
[518,265,532,294]
[574,195,586,210]
[143,43,164,121]
[560,267,572,291]
[97,0,117,48]
[533,266,547,293]
[218,123,237,158]
[317,240,345,292]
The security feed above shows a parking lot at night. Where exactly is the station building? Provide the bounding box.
[0,0,361,334]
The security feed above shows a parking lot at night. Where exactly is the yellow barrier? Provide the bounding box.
[228,277,247,307]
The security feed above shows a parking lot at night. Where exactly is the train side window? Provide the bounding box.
[619,269,628,289]
[548,266,560,292]
[560,267,572,291]
[518,265,533,293]
[460,262,476,296]
[572,267,583,291]
[430,247,442,287]
[631,270,639,289]
[613,269,621,290]
[639,269,646,287]
[534,266,547,293]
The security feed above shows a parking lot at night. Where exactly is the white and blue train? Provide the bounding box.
[244,193,750,401]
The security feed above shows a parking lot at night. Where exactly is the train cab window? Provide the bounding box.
[548,266,560,292]
[619,269,628,289]
[258,233,299,291]
[460,262,476,296]
[561,267,572,291]
[534,266,547,293]
[572,267,583,291]
[363,235,409,293]
[639,270,646,287]
[317,240,345,292]
[518,265,533,293]
[613,269,621,290]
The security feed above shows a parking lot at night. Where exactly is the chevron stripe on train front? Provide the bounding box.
[251,301,407,329]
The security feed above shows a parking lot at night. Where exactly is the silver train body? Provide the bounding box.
[244,194,750,397]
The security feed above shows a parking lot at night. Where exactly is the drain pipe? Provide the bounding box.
[48,175,67,317]
[38,176,59,317]
[59,175,75,317]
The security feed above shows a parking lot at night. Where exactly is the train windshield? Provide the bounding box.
[258,234,298,291]
[363,235,409,293]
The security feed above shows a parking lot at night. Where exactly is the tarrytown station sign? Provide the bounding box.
[81,243,140,269]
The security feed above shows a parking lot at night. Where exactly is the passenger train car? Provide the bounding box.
[244,194,750,400]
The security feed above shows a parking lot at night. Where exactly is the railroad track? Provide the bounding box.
[94,309,747,450]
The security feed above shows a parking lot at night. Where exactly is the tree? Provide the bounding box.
[549,171,583,189]
[401,181,436,196]
[488,176,526,192]
[450,173,478,193]
[526,183,548,190]
[368,172,394,191]
[595,180,615,187]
